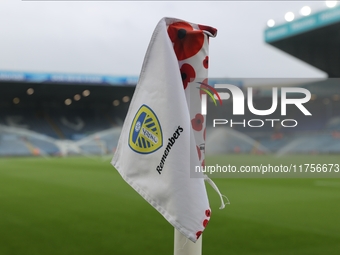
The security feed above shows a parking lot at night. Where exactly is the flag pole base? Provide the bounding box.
[174,229,202,255]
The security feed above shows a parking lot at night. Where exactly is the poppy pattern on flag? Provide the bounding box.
[167,20,215,238]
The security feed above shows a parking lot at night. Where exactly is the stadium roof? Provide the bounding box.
[0,70,139,86]
[0,71,137,106]
[248,78,340,98]
[265,5,340,77]
[0,81,135,107]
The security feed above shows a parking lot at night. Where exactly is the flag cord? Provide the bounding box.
[204,175,230,209]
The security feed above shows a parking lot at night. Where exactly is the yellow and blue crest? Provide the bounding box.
[129,104,163,154]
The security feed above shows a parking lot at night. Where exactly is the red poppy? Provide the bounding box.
[180,64,195,89]
[203,56,209,69]
[203,219,209,227]
[205,209,211,217]
[168,22,204,61]
[191,113,204,131]
[197,146,201,161]
[198,24,218,37]
[196,231,202,239]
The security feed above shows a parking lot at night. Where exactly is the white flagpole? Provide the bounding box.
[174,229,202,255]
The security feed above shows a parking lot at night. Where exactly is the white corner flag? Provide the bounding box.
[111,17,223,244]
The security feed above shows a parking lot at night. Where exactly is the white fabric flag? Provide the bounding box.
[111,17,219,242]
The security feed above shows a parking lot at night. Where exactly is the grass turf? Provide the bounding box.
[0,155,339,255]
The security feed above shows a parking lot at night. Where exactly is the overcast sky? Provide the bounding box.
[0,1,331,78]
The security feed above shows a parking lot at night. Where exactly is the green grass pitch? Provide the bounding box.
[0,155,340,255]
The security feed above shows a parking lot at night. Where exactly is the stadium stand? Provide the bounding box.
[2,4,340,158]
[260,5,340,154]
[0,71,136,156]
[205,78,340,154]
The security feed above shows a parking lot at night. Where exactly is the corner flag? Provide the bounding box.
[111,17,219,243]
